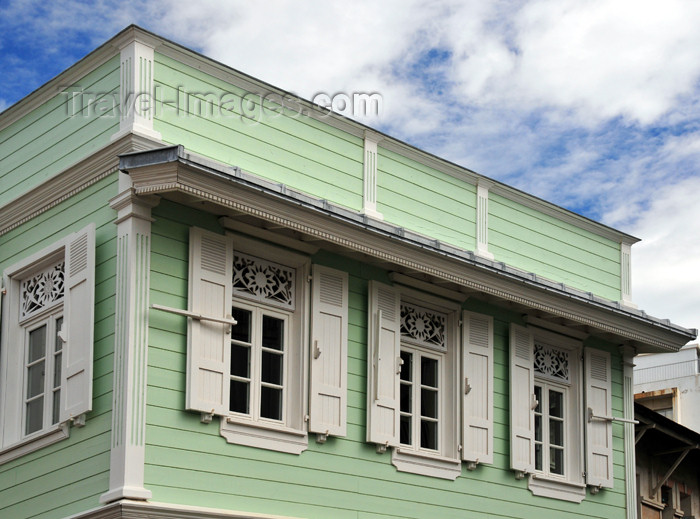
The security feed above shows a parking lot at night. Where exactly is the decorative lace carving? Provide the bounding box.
[20,261,65,320]
[534,343,569,382]
[400,303,446,349]
[233,253,295,309]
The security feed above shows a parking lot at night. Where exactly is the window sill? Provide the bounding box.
[220,417,308,455]
[392,447,461,480]
[0,423,69,465]
[528,474,586,503]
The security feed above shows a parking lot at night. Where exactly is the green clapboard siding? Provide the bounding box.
[153,53,364,211]
[0,56,120,207]
[145,200,627,519]
[489,192,621,300]
[0,175,119,519]
[376,147,477,251]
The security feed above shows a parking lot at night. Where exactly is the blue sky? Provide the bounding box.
[1,0,699,333]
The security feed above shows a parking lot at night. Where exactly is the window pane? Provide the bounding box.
[52,390,61,425]
[420,419,438,450]
[261,351,283,385]
[550,447,564,475]
[534,385,542,413]
[27,361,45,399]
[55,317,63,353]
[230,307,251,343]
[400,382,412,413]
[230,344,250,378]
[262,315,284,351]
[26,397,44,435]
[421,388,438,419]
[549,389,563,418]
[229,380,249,414]
[28,326,47,363]
[53,352,62,388]
[400,415,412,445]
[535,443,543,471]
[550,418,564,447]
[260,386,282,420]
[421,357,438,388]
[534,414,542,442]
[400,351,412,381]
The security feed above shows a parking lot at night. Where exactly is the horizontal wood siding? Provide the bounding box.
[489,193,621,300]
[153,53,364,211]
[377,147,477,250]
[0,57,120,208]
[145,201,627,519]
[0,175,118,518]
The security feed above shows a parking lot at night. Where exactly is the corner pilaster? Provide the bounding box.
[100,189,159,504]
[620,344,638,519]
[111,36,162,142]
[620,243,636,308]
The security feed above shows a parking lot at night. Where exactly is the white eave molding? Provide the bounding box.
[117,145,697,353]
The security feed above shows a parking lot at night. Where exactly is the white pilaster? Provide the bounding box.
[476,179,494,260]
[100,190,159,504]
[111,37,162,142]
[620,243,636,308]
[362,131,383,220]
[620,345,638,519]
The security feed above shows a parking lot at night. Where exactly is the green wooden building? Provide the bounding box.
[0,25,695,519]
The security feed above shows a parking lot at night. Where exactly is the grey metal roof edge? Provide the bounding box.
[119,145,697,342]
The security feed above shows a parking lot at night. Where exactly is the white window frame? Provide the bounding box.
[511,326,587,502]
[219,234,310,454]
[391,290,461,480]
[0,225,95,464]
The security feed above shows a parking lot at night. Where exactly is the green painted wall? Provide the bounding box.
[0,56,120,208]
[145,200,627,519]
[153,53,364,212]
[376,147,477,250]
[489,193,622,300]
[0,175,118,519]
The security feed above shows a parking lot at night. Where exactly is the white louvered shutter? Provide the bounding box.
[186,227,233,417]
[585,348,614,488]
[509,324,535,474]
[462,311,494,465]
[366,281,401,449]
[60,223,96,422]
[309,265,349,437]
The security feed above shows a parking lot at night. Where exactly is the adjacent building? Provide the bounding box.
[0,25,696,519]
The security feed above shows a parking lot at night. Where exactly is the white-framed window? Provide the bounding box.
[510,324,614,502]
[0,225,95,464]
[185,227,349,454]
[367,283,477,480]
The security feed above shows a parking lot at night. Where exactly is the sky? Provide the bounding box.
[1,0,699,336]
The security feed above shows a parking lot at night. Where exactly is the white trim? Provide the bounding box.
[392,448,461,480]
[0,423,69,465]
[220,418,307,455]
[528,474,587,503]
[621,346,638,519]
[476,180,494,260]
[620,243,636,308]
[362,131,383,220]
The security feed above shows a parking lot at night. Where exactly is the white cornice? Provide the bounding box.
[121,152,693,353]
[0,133,163,237]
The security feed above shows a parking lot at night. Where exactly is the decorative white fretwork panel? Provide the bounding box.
[400,302,446,350]
[20,261,65,321]
[233,253,295,309]
[534,342,570,383]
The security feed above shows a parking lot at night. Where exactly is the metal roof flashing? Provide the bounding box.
[118,145,697,352]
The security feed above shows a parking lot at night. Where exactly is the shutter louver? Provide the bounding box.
[509,324,535,475]
[585,348,614,489]
[366,281,401,451]
[60,223,96,422]
[186,227,233,420]
[309,265,349,439]
[462,311,494,465]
